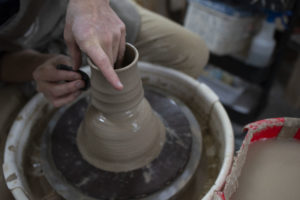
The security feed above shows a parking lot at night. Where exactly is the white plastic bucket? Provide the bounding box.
[184,0,259,55]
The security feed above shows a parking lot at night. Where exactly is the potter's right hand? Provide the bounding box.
[33,55,84,107]
[64,0,125,90]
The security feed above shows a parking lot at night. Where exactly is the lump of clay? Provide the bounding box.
[77,43,166,172]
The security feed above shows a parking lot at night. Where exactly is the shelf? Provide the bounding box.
[209,54,271,85]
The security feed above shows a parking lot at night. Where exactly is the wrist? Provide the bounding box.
[0,50,57,82]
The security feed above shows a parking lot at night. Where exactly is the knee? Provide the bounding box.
[185,33,209,78]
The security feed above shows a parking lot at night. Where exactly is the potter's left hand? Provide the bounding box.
[33,55,84,107]
[64,0,125,90]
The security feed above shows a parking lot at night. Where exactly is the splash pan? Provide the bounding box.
[3,62,234,200]
[40,86,202,200]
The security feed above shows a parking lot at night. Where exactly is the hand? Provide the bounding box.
[64,0,125,90]
[33,55,85,107]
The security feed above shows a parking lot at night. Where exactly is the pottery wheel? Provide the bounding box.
[41,87,202,200]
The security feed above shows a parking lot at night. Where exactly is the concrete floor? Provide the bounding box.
[258,81,300,120]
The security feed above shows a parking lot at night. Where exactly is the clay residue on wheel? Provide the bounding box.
[22,108,62,200]
[22,104,220,200]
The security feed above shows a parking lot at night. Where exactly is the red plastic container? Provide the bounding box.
[214,117,300,200]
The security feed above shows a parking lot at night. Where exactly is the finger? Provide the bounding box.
[40,80,84,98]
[52,91,81,108]
[53,55,74,66]
[34,66,81,82]
[115,27,126,69]
[98,34,114,67]
[87,44,123,90]
[105,42,114,68]
[34,55,81,81]
[64,26,82,70]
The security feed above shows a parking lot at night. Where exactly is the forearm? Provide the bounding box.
[69,0,109,3]
[0,49,54,82]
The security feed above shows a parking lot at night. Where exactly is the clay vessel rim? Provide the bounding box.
[87,43,139,74]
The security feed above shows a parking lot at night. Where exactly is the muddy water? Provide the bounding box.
[22,93,221,200]
[22,116,220,200]
[177,127,221,200]
[231,139,300,200]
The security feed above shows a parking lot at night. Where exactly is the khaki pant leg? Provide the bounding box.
[0,85,27,200]
[133,3,209,78]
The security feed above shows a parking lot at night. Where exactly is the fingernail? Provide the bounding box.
[117,81,123,90]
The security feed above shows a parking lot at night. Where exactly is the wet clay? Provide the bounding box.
[231,139,300,200]
[77,43,166,172]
